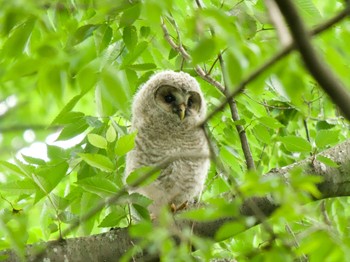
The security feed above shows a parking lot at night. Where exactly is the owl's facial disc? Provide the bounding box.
[155,85,201,121]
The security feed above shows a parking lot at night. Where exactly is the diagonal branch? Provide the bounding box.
[273,0,350,121]
[3,139,350,262]
[200,6,350,125]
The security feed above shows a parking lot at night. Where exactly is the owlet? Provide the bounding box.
[125,70,210,216]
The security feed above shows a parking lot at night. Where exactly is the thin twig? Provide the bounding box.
[218,54,256,170]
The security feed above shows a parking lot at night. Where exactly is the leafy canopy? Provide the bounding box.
[0,0,349,261]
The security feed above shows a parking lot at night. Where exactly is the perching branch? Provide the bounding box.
[3,139,350,262]
[273,0,350,121]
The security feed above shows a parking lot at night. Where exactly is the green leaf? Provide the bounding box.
[168,48,178,60]
[120,41,148,68]
[77,177,119,198]
[47,145,69,161]
[71,24,100,46]
[106,125,117,143]
[123,26,138,50]
[259,116,284,129]
[132,204,151,220]
[316,155,338,168]
[128,192,152,207]
[126,63,157,71]
[3,17,36,57]
[21,155,46,166]
[36,162,68,194]
[99,208,128,227]
[79,153,115,172]
[0,179,37,195]
[99,67,131,116]
[87,134,107,149]
[51,95,84,125]
[140,26,150,38]
[223,49,243,87]
[120,3,141,28]
[57,118,89,141]
[252,124,271,144]
[315,130,340,148]
[280,136,312,153]
[76,65,99,94]
[191,37,216,64]
[126,166,160,187]
[215,221,246,241]
[0,161,26,177]
[115,132,137,156]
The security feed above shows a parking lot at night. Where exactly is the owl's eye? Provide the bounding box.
[188,97,193,107]
[164,94,175,103]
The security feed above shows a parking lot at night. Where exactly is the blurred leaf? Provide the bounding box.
[77,177,119,198]
[57,118,89,141]
[140,26,150,38]
[35,162,68,194]
[70,24,100,46]
[0,161,26,177]
[215,221,246,241]
[259,116,284,129]
[3,17,35,57]
[76,65,99,94]
[51,95,84,125]
[99,67,131,116]
[123,26,138,50]
[21,155,46,166]
[120,3,141,28]
[280,136,312,152]
[132,204,151,220]
[315,130,340,148]
[99,208,128,227]
[126,63,157,71]
[252,124,271,144]
[121,41,148,68]
[88,134,107,149]
[192,37,217,64]
[0,179,37,194]
[106,125,117,143]
[316,155,338,167]
[79,153,115,172]
[126,166,160,187]
[115,132,137,156]
[47,145,69,161]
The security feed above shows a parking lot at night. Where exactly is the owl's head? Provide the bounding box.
[133,71,206,128]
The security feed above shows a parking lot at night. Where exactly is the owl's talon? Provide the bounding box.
[177,201,188,211]
[170,201,188,213]
[170,203,177,213]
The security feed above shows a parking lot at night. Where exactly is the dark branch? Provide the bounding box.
[274,0,350,121]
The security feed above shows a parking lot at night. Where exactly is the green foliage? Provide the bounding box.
[0,0,350,260]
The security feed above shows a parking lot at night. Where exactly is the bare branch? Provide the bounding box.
[264,0,292,46]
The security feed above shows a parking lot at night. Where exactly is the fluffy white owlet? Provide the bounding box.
[125,70,210,216]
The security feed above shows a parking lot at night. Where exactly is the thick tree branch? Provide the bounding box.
[201,5,350,124]
[2,139,350,262]
[273,0,350,121]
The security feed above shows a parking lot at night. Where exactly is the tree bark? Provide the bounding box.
[2,139,350,262]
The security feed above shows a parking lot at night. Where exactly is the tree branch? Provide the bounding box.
[200,5,350,124]
[273,0,350,121]
[2,139,350,262]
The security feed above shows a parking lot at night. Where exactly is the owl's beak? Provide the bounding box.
[177,103,186,120]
